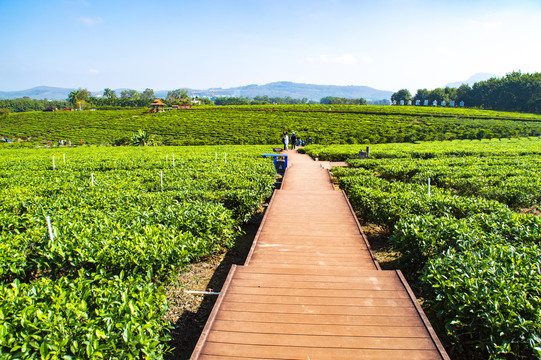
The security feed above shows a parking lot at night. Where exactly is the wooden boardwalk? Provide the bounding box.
[191,151,449,359]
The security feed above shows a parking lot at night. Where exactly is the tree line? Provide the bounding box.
[391,71,541,113]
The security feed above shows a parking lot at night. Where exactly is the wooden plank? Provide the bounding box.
[229,277,406,290]
[247,255,373,267]
[252,243,371,253]
[212,319,428,338]
[220,301,420,317]
[200,342,443,360]
[217,310,425,326]
[260,222,361,235]
[207,330,437,350]
[223,293,414,307]
[235,264,379,275]
[226,285,410,299]
[233,271,396,283]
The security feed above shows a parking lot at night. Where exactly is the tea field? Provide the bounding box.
[302,138,541,359]
[2,105,541,146]
[0,145,276,359]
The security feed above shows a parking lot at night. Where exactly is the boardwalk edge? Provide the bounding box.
[190,265,238,359]
[396,270,450,359]
[244,188,279,266]
[339,189,382,270]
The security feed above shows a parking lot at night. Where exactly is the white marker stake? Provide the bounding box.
[225,153,227,164]
[160,171,163,190]
[63,154,66,163]
[52,155,55,170]
[91,173,94,186]
[46,215,54,241]
[428,178,431,196]
[215,152,217,161]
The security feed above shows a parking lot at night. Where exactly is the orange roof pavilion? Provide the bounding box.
[150,99,166,113]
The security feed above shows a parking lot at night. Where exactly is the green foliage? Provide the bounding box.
[320,96,366,105]
[2,105,541,146]
[391,88,412,103]
[411,71,541,113]
[0,99,70,112]
[214,97,250,105]
[0,270,171,359]
[129,130,156,146]
[0,145,276,358]
[328,138,541,358]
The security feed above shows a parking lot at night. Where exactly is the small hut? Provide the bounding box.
[150,99,166,113]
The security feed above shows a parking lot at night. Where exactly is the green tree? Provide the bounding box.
[141,88,155,100]
[68,88,91,109]
[455,84,471,103]
[103,88,117,99]
[120,89,141,100]
[166,89,190,105]
[391,89,412,104]
[414,89,430,103]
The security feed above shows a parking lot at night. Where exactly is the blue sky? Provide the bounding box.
[1,0,540,93]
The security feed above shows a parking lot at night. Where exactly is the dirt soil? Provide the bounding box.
[361,223,399,269]
[520,207,541,216]
[164,214,263,360]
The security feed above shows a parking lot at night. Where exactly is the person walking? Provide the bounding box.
[291,131,297,150]
[283,132,289,151]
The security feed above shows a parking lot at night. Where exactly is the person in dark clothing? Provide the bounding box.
[291,131,297,150]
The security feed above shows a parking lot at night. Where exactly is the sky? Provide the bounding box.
[1,0,541,94]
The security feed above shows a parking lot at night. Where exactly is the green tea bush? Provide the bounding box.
[0,270,171,359]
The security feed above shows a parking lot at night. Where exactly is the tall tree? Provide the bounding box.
[103,88,117,99]
[67,88,91,108]
[391,89,412,103]
[414,89,430,102]
[166,89,190,105]
[141,88,155,100]
[120,89,141,100]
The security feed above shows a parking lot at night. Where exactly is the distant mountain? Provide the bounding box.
[0,86,77,101]
[207,81,393,101]
[0,82,393,101]
[446,73,497,88]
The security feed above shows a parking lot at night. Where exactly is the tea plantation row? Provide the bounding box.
[302,138,541,359]
[0,145,276,359]
[2,105,541,146]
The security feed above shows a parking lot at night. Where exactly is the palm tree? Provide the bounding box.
[103,88,117,99]
[129,130,156,146]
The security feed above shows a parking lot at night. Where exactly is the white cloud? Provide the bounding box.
[88,68,99,74]
[319,53,357,65]
[78,16,103,26]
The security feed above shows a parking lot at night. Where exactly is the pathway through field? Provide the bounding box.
[191,150,449,359]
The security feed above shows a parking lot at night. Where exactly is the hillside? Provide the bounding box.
[1,105,541,146]
[0,82,393,101]
[0,86,76,101]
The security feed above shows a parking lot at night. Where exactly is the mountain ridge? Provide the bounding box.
[0,74,498,101]
[0,82,393,101]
